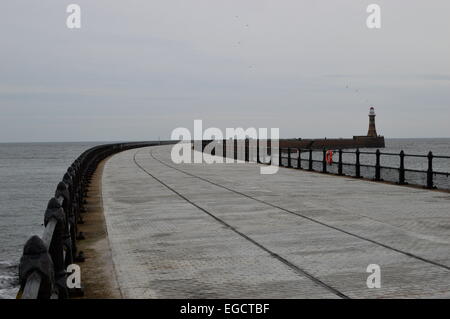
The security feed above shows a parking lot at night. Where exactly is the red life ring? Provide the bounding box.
[326,150,333,165]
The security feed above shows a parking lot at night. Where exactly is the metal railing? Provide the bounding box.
[278,148,450,190]
[200,140,450,190]
[16,142,159,299]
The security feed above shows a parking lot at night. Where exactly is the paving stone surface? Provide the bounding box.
[101,145,450,298]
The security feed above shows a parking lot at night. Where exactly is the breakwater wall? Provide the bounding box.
[279,136,385,149]
[200,136,385,153]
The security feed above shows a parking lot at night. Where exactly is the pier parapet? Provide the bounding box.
[16,142,162,299]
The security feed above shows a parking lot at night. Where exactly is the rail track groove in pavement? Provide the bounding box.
[133,150,350,299]
[99,146,450,298]
[148,150,450,272]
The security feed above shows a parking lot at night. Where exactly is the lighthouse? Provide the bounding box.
[367,106,378,137]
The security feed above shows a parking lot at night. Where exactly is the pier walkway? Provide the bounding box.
[98,145,450,298]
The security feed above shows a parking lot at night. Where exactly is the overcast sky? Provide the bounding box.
[1,0,449,142]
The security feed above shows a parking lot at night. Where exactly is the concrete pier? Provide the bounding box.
[98,145,450,298]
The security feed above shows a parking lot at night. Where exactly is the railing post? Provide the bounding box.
[427,151,434,189]
[19,236,55,299]
[308,149,313,171]
[338,149,343,175]
[287,148,291,167]
[375,149,381,181]
[322,149,327,173]
[399,150,405,185]
[245,139,249,162]
[211,141,216,156]
[45,197,69,299]
[267,139,272,164]
[256,140,260,163]
[223,140,226,159]
[355,148,361,178]
[63,172,77,261]
[55,182,73,267]
[279,148,282,167]
[297,149,302,169]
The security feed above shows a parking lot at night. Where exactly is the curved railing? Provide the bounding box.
[16,142,160,299]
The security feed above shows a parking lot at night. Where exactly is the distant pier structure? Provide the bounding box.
[201,107,385,150]
[277,106,385,149]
